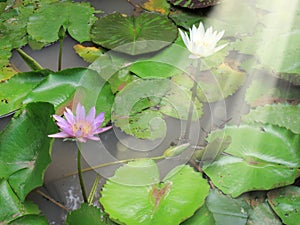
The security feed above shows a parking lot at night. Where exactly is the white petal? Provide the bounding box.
[214,43,228,53]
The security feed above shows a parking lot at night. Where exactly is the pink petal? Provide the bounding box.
[77,137,87,143]
[76,103,85,121]
[64,108,75,124]
[86,107,96,123]
[94,126,112,134]
[48,132,71,138]
[86,135,100,141]
[94,112,105,126]
[53,115,67,124]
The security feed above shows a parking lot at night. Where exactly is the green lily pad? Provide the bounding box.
[0,179,43,224]
[108,68,136,94]
[169,9,203,30]
[247,200,282,225]
[172,63,246,102]
[159,82,203,120]
[114,109,166,140]
[27,1,96,45]
[100,159,210,225]
[0,38,12,69]
[23,68,110,117]
[243,103,300,134]
[206,189,250,225]
[168,0,222,9]
[244,77,300,107]
[181,204,215,225]
[203,125,300,198]
[91,12,178,55]
[0,5,33,49]
[95,82,115,126]
[8,215,49,225]
[0,70,50,117]
[256,31,300,75]
[129,40,192,79]
[267,186,300,225]
[0,102,57,201]
[112,79,170,139]
[66,203,106,225]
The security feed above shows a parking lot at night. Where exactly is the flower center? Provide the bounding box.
[72,121,92,137]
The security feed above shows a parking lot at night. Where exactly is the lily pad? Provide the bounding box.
[0,38,12,69]
[0,179,43,224]
[169,9,203,30]
[27,1,96,45]
[100,159,210,225]
[267,186,300,225]
[130,40,192,79]
[114,109,166,140]
[73,44,104,63]
[181,204,215,225]
[206,189,250,225]
[0,102,57,201]
[172,63,246,102]
[168,0,222,9]
[247,200,282,225]
[257,32,300,75]
[0,70,50,117]
[159,82,203,120]
[0,5,33,49]
[244,77,300,107]
[91,12,178,55]
[0,66,18,82]
[8,215,49,225]
[142,0,170,15]
[243,103,300,134]
[23,68,110,117]
[112,79,170,139]
[66,203,106,225]
[203,125,300,197]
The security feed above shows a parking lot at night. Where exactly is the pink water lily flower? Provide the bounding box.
[48,103,112,142]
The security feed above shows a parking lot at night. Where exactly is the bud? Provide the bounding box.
[163,143,190,158]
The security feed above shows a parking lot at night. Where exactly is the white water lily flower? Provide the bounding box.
[179,22,227,58]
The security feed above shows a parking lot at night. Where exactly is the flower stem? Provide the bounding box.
[182,60,201,143]
[65,155,165,177]
[58,26,65,71]
[77,143,88,203]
